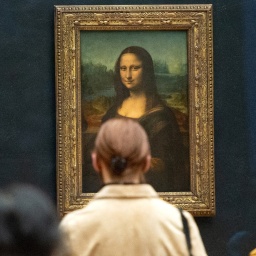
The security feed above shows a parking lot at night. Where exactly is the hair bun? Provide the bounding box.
[111,156,127,174]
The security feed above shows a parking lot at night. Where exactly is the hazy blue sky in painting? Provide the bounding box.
[80,31,187,75]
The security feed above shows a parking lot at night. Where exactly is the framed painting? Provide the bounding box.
[55,4,215,217]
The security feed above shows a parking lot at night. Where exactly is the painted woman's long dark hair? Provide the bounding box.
[114,46,162,110]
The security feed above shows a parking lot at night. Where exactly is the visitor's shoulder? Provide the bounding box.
[153,200,196,226]
[60,206,95,229]
[152,197,181,215]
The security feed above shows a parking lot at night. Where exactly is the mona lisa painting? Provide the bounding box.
[55,4,215,217]
[81,32,189,193]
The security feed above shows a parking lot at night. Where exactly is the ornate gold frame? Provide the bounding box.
[55,4,215,217]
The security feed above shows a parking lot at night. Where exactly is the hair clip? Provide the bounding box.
[111,156,127,174]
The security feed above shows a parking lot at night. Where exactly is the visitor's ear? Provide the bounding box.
[91,152,101,173]
[142,155,151,173]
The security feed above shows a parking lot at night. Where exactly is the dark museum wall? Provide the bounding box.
[0,0,255,255]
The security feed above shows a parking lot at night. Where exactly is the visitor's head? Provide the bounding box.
[92,118,151,183]
[0,184,61,256]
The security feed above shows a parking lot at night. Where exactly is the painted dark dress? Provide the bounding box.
[101,103,190,192]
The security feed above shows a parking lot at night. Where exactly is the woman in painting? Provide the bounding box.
[102,46,189,192]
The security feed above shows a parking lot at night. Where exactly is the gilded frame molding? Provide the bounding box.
[55,4,215,217]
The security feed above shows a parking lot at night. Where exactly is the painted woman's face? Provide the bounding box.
[119,53,143,91]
